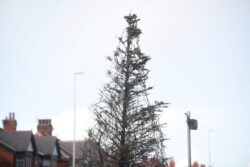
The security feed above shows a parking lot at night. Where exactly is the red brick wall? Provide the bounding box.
[0,147,14,167]
[57,159,70,167]
[169,160,175,167]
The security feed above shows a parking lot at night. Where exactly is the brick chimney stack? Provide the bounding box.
[169,159,175,167]
[37,119,53,136]
[192,161,199,167]
[2,112,17,133]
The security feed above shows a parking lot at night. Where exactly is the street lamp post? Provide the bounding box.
[185,112,198,167]
[73,72,83,167]
[208,130,214,167]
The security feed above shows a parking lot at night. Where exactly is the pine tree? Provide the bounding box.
[88,14,168,167]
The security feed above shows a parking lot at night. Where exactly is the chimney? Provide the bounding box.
[192,161,199,167]
[3,112,17,133]
[37,119,53,136]
[169,159,175,167]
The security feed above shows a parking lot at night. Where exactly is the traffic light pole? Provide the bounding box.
[186,112,192,167]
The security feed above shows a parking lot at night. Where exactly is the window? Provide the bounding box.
[2,161,9,167]
[42,159,50,167]
[26,156,32,167]
[16,159,25,167]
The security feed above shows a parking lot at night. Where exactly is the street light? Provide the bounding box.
[185,112,198,167]
[73,72,83,167]
[208,130,214,167]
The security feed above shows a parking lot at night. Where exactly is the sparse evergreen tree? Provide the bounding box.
[88,14,168,167]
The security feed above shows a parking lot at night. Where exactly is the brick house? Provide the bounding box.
[0,138,15,167]
[35,119,68,167]
[0,130,38,167]
[35,135,61,167]
[0,113,38,167]
[0,113,71,167]
[34,118,87,167]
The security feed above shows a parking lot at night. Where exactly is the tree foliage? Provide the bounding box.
[88,14,168,167]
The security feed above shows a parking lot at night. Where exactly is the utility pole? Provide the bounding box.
[185,112,198,167]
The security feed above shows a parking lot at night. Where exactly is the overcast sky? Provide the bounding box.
[0,0,250,166]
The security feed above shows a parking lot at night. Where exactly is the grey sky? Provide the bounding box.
[0,0,250,166]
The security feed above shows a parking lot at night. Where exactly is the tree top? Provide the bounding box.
[124,14,142,38]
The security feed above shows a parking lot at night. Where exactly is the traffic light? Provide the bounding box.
[188,119,198,130]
